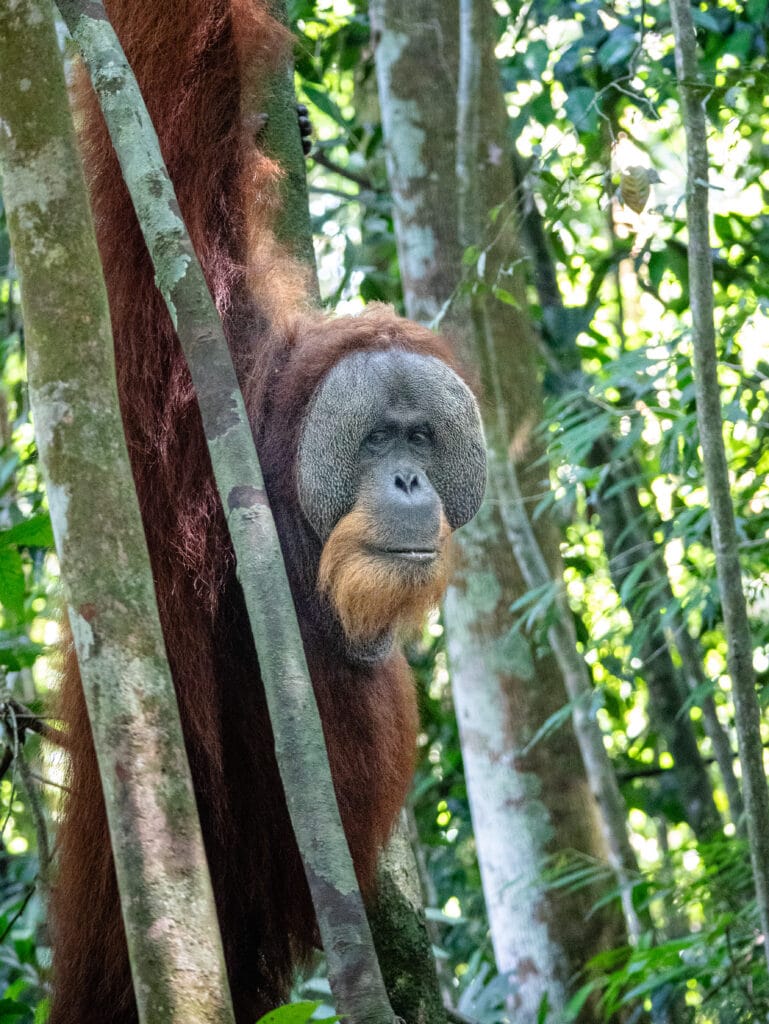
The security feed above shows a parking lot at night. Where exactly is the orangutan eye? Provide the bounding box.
[364,428,391,452]
[409,426,432,446]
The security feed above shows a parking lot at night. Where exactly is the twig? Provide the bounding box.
[670,0,769,973]
[310,150,380,191]
[0,883,35,943]
[17,751,51,889]
[616,747,759,782]
[4,699,68,748]
[26,769,70,793]
[308,185,368,204]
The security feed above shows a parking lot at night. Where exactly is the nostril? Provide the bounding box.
[394,471,421,494]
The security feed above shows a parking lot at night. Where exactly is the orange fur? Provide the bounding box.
[48,2,473,1022]
[319,507,451,642]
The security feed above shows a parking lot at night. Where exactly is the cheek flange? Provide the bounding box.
[297,349,487,541]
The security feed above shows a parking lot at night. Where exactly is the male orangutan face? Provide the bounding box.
[297,349,486,642]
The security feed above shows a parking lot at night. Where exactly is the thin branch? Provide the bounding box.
[310,150,379,191]
[670,0,769,973]
[25,769,71,793]
[0,1,235,1018]
[16,752,51,890]
[0,883,35,943]
[3,699,68,748]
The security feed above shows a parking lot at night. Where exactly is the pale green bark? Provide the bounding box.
[371,0,460,325]
[54,0,394,1017]
[669,0,769,972]
[0,2,234,1021]
[455,0,640,956]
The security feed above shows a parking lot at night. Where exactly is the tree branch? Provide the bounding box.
[311,150,379,191]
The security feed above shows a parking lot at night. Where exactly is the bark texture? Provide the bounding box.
[368,814,448,1024]
[0,2,234,1020]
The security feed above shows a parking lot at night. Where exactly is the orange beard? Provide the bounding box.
[318,505,452,644]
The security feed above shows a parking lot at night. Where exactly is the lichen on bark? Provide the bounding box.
[0,0,234,1021]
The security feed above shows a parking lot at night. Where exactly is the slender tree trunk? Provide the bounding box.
[670,0,769,971]
[259,9,449,1011]
[0,3,234,1020]
[261,0,317,276]
[372,0,631,1017]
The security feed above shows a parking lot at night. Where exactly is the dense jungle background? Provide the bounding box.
[2,0,769,1021]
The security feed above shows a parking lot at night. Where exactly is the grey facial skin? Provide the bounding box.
[297,349,487,545]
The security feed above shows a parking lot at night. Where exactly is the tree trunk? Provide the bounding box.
[372,0,630,1016]
[0,4,234,1020]
[670,0,769,971]
[368,814,448,1024]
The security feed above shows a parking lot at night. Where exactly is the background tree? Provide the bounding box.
[371,0,629,1018]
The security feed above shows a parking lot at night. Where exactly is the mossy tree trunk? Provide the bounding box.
[0,2,234,1021]
[367,812,448,1024]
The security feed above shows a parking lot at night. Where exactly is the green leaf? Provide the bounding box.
[522,695,590,755]
[564,981,597,1019]
[0,546,26,621]
[0,513,53,549]
[691,8,726,33]
[563,87,598,134]
[536,992,550,1024]
[0,1001,33,1023]
[0,635,44,669]
[256,1003,338,1024]
[617,555,655,609]
[32,1000,49,1024]
[747,0,768,21]
[462,244,481,267]
[597,26,637,70]
[491,286,521,309]
[523,40,550,79]
[301,85,348,129]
